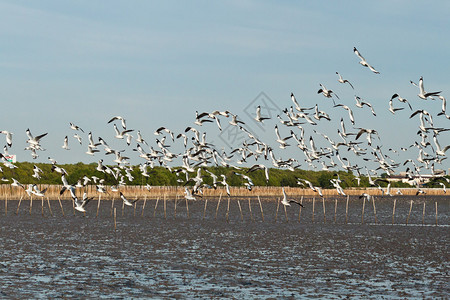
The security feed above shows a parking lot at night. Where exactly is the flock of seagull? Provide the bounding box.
[0,47,449,213]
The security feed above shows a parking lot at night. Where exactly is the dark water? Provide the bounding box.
[0,196,448,298]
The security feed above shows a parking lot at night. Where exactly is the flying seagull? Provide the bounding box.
[353,47,380,74]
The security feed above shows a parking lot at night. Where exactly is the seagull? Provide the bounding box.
[334,104,355,125]
[120,192,138,206]
[254,105,270,123]
[388,99,405,114]
[0,130,13,147]
[437,95,447,116]
[113,124,133,139]
[25,128,48,147]
[247,164,269,183]
[417,76,441,100]
[353,47,380,74]
[354,96,376,116]
[11,178,24,189]
[281,187,303,207]
[184,187,197,201]
[62,136,70,150]
[73,192,92,213]
[318,84,339,103]
[108,116,127,129]
[32,165,43,180]
[73,134,83,145]
[390,94,412,110]
[336,72,354,89]
[69,122,84,133]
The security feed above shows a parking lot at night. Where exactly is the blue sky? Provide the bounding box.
[0,1,449,173]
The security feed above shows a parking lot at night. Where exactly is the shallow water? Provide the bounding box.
[0,196,448,298]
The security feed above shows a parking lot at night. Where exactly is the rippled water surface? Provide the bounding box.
[0,196,448,298]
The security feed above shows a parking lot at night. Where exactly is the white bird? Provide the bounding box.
[120,192,137,206]
[62,136,70,150]
[417,76,441,100]
[254,105,270,123]
[247,164,269,183]
[281,187,303,207]
[388,99,404,114]
[73,134,82,145]
[336,72,354,89]
[108,116,127,129]
[318,83,339,103]
[353,47,380,74]
[113,124,133,139]
[390,94,412,110]
[0,130,13,147]
[69,122,84,133]
[184,187,197,201]
[334,104,355,125]
[25,128,48,147]
[73,192,92,213]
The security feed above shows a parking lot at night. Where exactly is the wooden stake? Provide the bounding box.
[406,200,413,225]
[237,199,243,221]
[57,196,64,216]
[334,198,337,223]
[226,197,230,222]
[29,196,33,215]
[275,197,280,222]
[174,195,177,218]
[215,193,222,219]
[298,196,303,223]
[121,200,125,217]
[322,197,326,223]
[47,197,53,216]
[435,201,438,226]
[345,195,349,224]
[248,198,253,222]
[372,197,377,224]
[185,197,190,219]
[111,197,115,217]
[41,197,44,217]
[153,197,159,217]
[312,197,315,222]
[114,207,117,231]
[96,194,101,217]
[16,195,23,215]
[361,198,365,224]
[163,194,167,219]
[5,196,7,216]
[422,202,425,225]
[392,199,396,225]
[203,199,207,220]
[283,204,288,222]
[257,196,264,222]
[141,196,147,217]
[134,202,137,217]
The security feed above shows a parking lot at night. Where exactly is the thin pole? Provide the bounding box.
[334,198,337,223]
[163,194,166,219]
[121,200,124,217]
[283,204,288,222]
[372,197,377,224]
[322,197,326,223]
[47,197,53,216]
[16,195,23,215]
[361,198,365,224]
[406,200,413,225]
[114,207,117,231]
[5,196,7,216]
[392,199,396,225]
[41,197,44,217]
[435,201,438,226]
[58,196,64,216]
[312,197,315,222]
[203,199,207,220]
[185,197,190,219]
[275,197,280,222]
[422,202,425,225]
[96,194,101,217]
[111,197,115,217]
[257,196,264,222]
[345,195,349,224]
[29,196,33,215]
[215,193,222,219]
[298,196,303,223]
[237,199,243,221]
[153,197,159,217]
[134,202,137,217]
[141,196,147,217]
[248,198,253,222]
[226,197,230,222]
[174,195,177,218]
